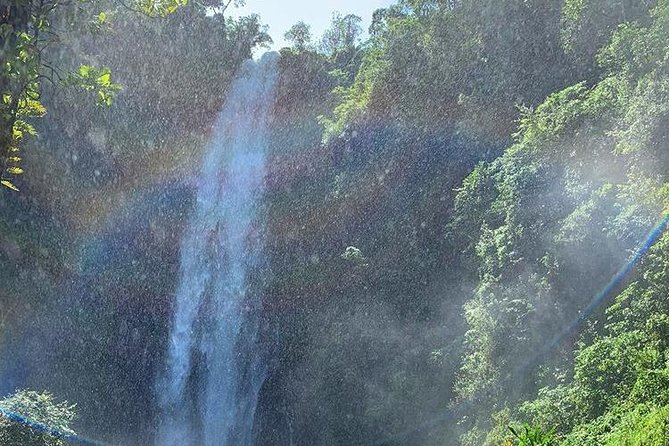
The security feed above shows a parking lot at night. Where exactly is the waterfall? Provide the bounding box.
[156,52,279,446]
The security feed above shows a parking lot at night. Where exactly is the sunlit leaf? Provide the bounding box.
[1,180,19,191]
[18,98,46,117]
[7,167,24,175]
[79,64,91,77]
[97,71,111,87]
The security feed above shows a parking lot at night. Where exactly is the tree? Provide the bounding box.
[284,21,312,52]
[320,12,362,57]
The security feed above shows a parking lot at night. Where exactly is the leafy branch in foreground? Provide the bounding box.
[0,0,188,192]
[63,64,122,107]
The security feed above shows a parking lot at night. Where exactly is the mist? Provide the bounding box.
[0,1,668,446]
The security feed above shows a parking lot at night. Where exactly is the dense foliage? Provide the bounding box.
[0,390,76,445]
[266,0,669,444]
[451,1,669,443]
[0,1,270,443]
[1,0,668,444]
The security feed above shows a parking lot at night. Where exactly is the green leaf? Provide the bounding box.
[78,64,91,77]
[17,32,32,43]
[7,167,24,175]
[97,71,111,87]
[509,426,520,439]
[1,180,19,191]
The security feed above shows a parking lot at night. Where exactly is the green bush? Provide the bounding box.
[0,390,76,446]
[605,405,669,446]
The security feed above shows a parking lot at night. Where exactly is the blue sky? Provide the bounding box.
[229,0,396,50]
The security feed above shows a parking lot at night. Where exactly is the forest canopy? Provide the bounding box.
[0,0,668,445]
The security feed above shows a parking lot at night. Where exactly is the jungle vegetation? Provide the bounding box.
[0,0,668,445]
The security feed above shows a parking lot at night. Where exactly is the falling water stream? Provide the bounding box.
[156,52,279,446]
